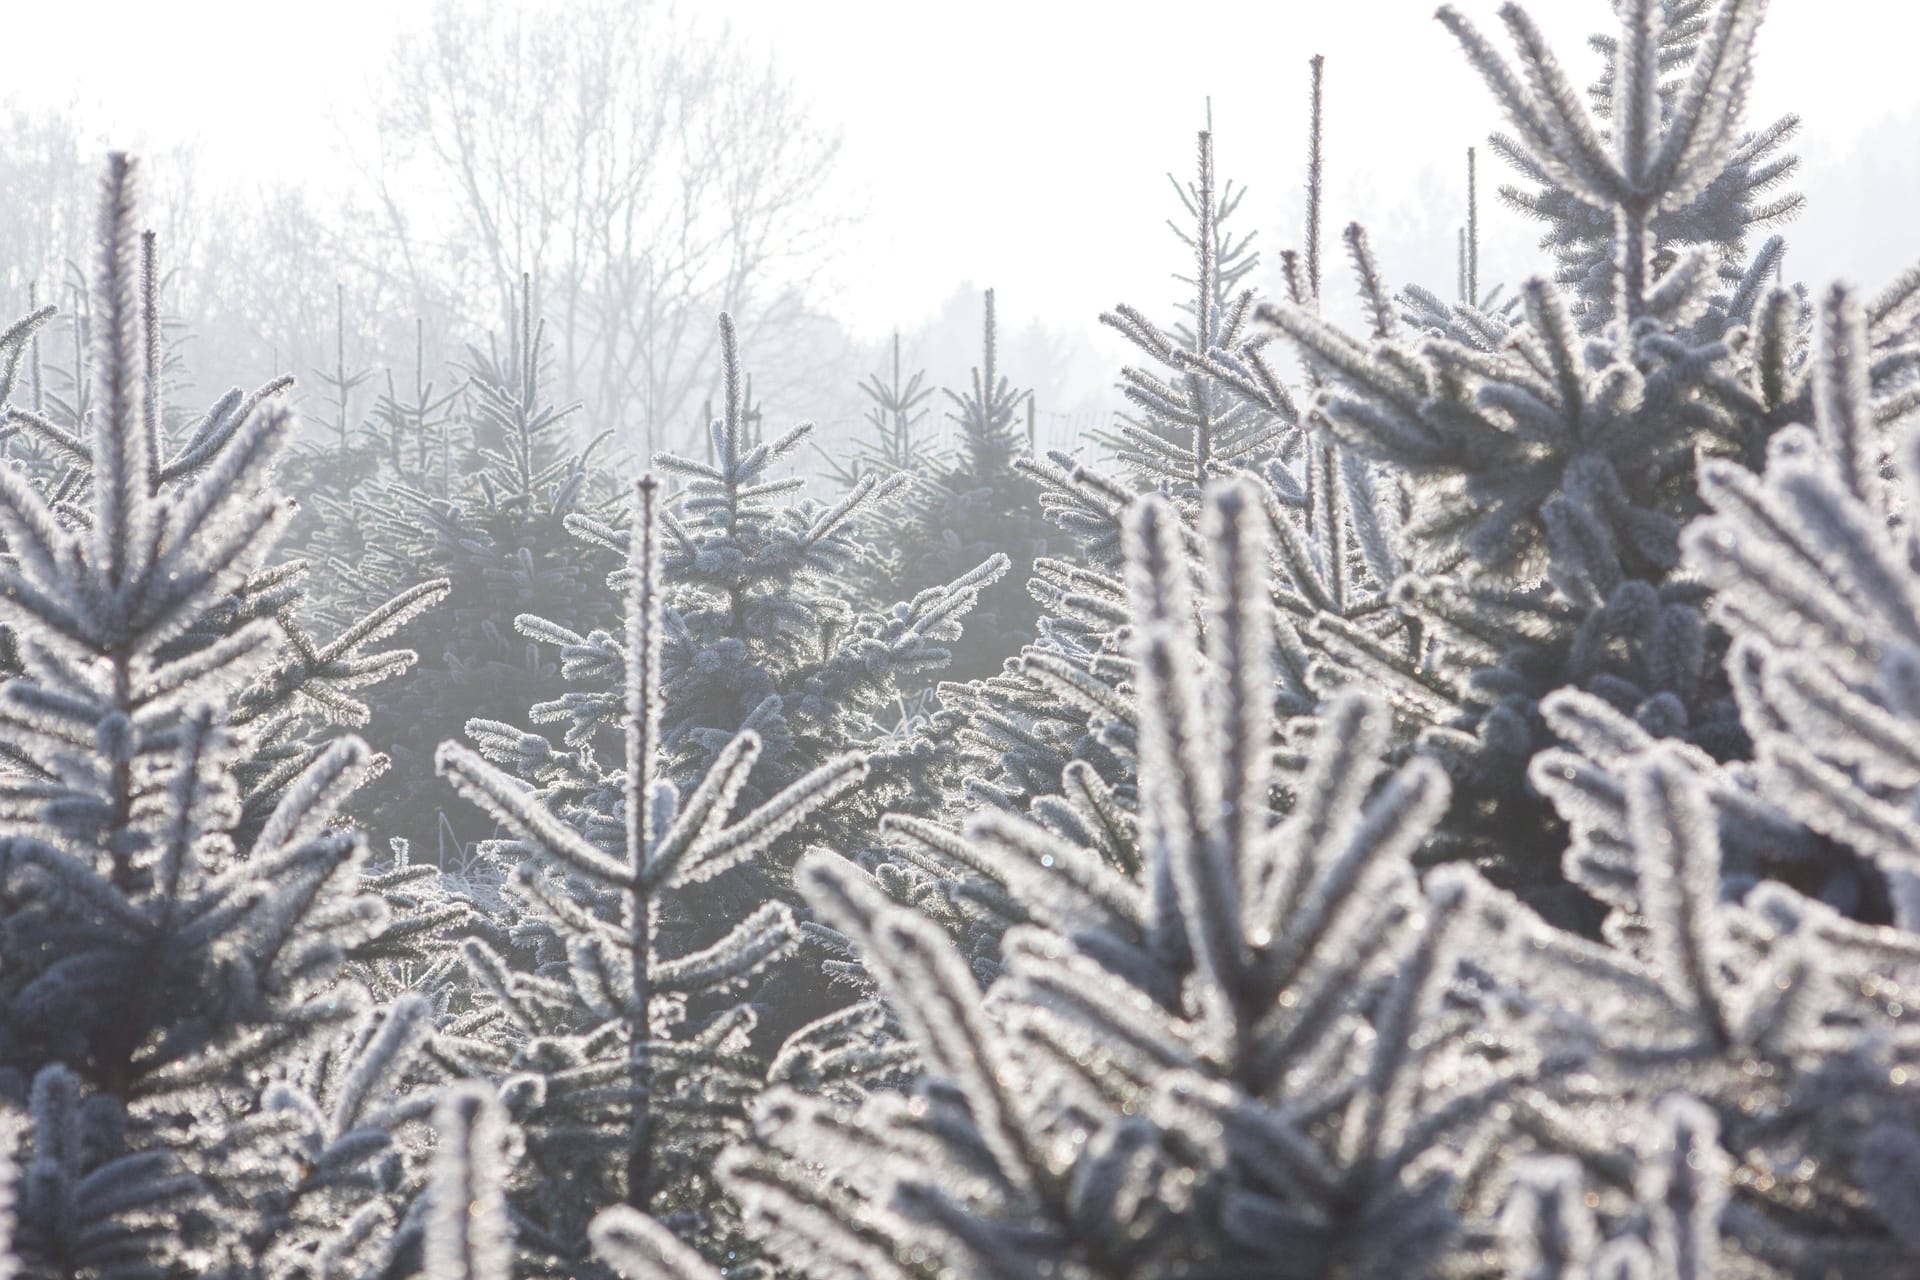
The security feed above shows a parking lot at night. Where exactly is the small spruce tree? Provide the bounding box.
[0,155,457,1277]
[868,291,1051,682]
[434,474,871,1271]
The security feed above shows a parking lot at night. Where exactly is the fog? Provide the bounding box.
[11,0,1919,441]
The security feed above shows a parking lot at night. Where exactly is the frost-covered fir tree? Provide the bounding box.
[1098,123,1293,496]
[1247,0,1827,903]
[1533,275,1920,922]
[2,259,452,844]
[842,291,1051,683]
[0,156,461,1277]
[714,483,1525,1277]
[815,334,942,623]
[724,434,1920,1278]
[903,105,1342,924]
[1498,389,1920,1275]
[433,474,880,1272]
[822,332,943,499]
[500,313,1005,856]
[1491,0,1802,330]
[287,313,461,635]
[332,281,626,851]
[715,3,1920,1274]
[276,285,387,527]
[920,135,1250,827]
[4,0,1920,1274]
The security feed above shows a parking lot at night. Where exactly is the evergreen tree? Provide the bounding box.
[818,334,942,623]
[5,1,1920,1275]
[720,441,1920,1277]
[1099,125,1293,495]
[1540,278,1920,925]
[428,320,1009,1220]
[716,484,1519,1277]
[509,314,1004,855]
[433,474,872,1271]
[281,308,459,632]
[1492,0,1802,329]
[1,266,446,844]
[714,7,1920,1275]
[0,156,458,1278]
[293,279,627,856]
[902,105,1350,912]
[822,331,944,496]
[1248,0,1831,903]
[863,292,1051,682]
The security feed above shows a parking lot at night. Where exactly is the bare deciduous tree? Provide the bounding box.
[0,104,93,310]
[364,0,845,455]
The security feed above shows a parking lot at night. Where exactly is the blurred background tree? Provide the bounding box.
[361,0,850,456]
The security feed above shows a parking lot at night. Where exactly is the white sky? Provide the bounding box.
[11,0,1920,345]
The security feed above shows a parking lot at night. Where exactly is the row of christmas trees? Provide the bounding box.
[4,0,1920,1275]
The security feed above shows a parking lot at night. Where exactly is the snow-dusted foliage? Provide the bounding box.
[716,485,1517,1278]
[1101,127,1293,494]
[920,127,1292,842]
[423,1084,513,1280]
[727,450,1920,1275]
[853,290,1052,682]
[709,0,1920,1274]
[6,0,1920,1276]
[501,313,1004,851]
[324,282,626,845]
[433,473,875,1270]
[1484,0,1802,329]
[1237,0,1835,900]
[0,156,461,1277]
[884,85,1406,966]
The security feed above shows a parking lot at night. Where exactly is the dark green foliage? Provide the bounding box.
[857,292,1051,682]
[287,279,628,855]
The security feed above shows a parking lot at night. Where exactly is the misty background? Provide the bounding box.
[7,0,1917,467]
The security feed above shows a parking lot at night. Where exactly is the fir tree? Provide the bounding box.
[1,255,445,848]
[300,278,627,855]
[719,8,1920,1274]
[1098,125,1293,495]
[282,310,460,635]
[510,313,1004,854]
[5,1,1920,1274]
[1249,0,1819,899]
[818,333,942,622]
[1539,278,1920,923]
[917,132,1269,838]
[850,291,1051,683]
[433,474,871,1271]
[824,331,943,495]
[1489,0,1802,329]
[716,484,1520,1278]
[0,156,457,1277]
[913,96,1358,877]
[726,434,1920,1277]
